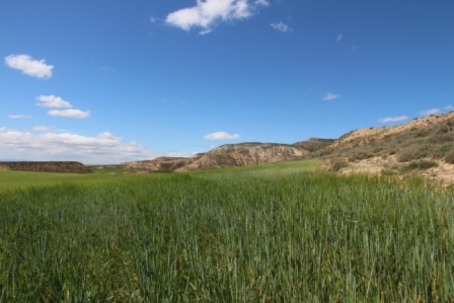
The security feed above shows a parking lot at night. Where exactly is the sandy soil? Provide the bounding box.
[336,155,454,186]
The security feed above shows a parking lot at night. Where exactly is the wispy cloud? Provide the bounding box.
[420,108,441,116]
[32,125,52,131]
[378,115,408,123]
[270,21,292,33]
[0,127,160,164]
[36,95,72,108]
[322,93,340,101]
[48,109,90,119]
[8,114,32,119]
[336,34,343,42]
[166,0,269,34]
[204,131,240,140]
[5,54,54,79]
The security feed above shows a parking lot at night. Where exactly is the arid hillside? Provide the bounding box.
[0,161,92,173]
[315,111,454,183]
[121,142,318,173]
[120,112,454,183]
[8,112,454,182]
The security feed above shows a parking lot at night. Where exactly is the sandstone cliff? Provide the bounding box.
[120,141,325,173]
[176,143,309,171]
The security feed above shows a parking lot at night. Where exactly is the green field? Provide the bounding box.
[1,159,453,302]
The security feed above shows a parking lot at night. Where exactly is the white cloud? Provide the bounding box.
[444,105,453,111]
[378,115,409,123]
[8,114,32,119]
[420,108,441,116]
[33,125,52,131]
[166,0,269,34]
[48,109,90,119]
[5,54,54,79]
[336,34,343,42]
[270,21,292,33]
[322,93,340,101]
[36,95,72,108]
[204,131,240,140]
[0,127,163,164]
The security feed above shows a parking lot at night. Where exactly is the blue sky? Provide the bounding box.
[1,0,453,164]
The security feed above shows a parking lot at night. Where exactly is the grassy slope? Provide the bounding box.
[0,159,322,191]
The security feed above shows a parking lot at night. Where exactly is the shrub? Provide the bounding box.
[397,145,432,162]
[397,148,416,162]
[330,158,348,171]
[400,160,438,173]
[429,133,454,144]
[381,168,397,176]
[444,150,454,164]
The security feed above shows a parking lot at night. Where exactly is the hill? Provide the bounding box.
[120,111,454,183]
[0,161,92,173]
[315,111,454,183]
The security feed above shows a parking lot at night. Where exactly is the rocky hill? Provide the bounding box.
[0,161,92,173]
[119,112,454,183]
[314,111,454,183]
[120,142,318,173]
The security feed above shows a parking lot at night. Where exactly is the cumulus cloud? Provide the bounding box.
[322,93,340,101]
[8,114,32,119]
[5,54,54,79]
[0,127,163,164]
[204,131,240,140]
[36,95,72,108]
[420,108,441,116]
[166,0,269,34]
[270,21,292,33]
[378,115,409,123]
[48,109,90,119]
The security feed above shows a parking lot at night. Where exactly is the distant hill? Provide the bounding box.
[121,142,314,172]
[120,111,454,182]
[0,161,92,173]
[8,111,454,182]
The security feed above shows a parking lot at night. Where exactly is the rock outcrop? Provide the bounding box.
[293,138,335,152]
[120,141,320,173]
[121,157,195,172]
[176,143,310,171]
[0,161,92,173]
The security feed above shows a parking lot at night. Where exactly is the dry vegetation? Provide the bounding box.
[315,111,454,184]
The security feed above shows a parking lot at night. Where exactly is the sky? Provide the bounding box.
[1,0,454,164]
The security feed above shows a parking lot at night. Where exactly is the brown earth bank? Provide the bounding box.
[120,141,332,173]
[0,161,92,173]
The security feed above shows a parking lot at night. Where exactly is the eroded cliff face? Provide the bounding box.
[120,142,315,173]
[176,143,310,171]
[121,157,195,172]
